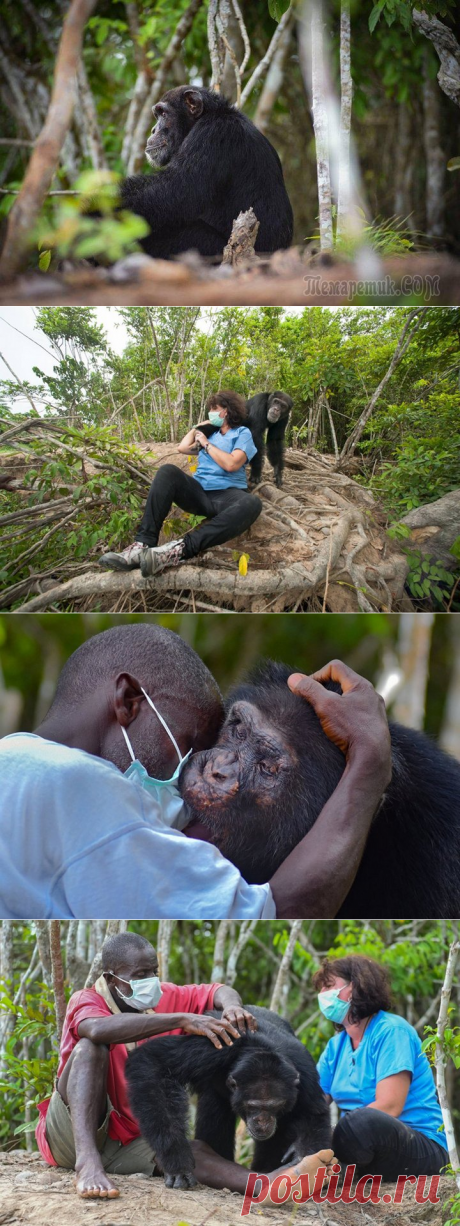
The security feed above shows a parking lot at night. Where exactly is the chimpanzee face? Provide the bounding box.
[146,88,204,167]
[226,1063,300,1141]
[181,699,296,817]
[266,392,293,425]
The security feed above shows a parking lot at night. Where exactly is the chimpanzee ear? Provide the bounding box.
[226,1074,237,1090]
[183,89,204,118]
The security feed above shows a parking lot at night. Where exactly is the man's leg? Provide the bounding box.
[333,1107,446,1181]
[55,1038,119,1198]
[181,489,262,558]
[99,466,214,571]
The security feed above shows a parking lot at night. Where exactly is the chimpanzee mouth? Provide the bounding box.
[247,1120,277,1141]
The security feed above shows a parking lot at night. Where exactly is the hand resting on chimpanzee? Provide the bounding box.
[181,659,460,919]
[120,87,293,260]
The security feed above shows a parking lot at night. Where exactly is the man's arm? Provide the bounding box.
[269,660,392,918]
[213,985,257,1033]
[77,1011,241,1049]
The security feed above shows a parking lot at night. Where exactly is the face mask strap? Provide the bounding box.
[140,686,183,765]
[121,725,136,762]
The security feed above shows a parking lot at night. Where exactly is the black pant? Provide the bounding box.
[135,465,262,559]
[333,1108,448,1181]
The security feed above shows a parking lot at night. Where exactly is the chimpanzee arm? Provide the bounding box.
[195,1087,236,1160]
[121,119,233,234]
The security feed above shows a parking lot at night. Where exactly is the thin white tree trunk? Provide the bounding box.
[157,920,175,981]
[338,309,428,461]
[33,919,52,986]
[422,47,445,238]
[225,921,257,986]
[440,617,460,759]
[310,2,333,250]
[0,921,15,1075]
[270,921,302,1016]
[435,940,460,1187]
[336,0,352,240]
[392,613,434,730]
[254,14,294,134]
[240,6,293,109]
[50,921,66,1043]
[211,921,231,981]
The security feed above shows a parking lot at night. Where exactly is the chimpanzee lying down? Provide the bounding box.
[180,662,460,919]
[125,1005,331,1188]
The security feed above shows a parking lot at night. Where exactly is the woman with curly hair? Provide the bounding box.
[99,391,262,575]
[314,954,448,1181]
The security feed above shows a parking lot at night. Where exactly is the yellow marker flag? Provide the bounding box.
[238,554,249,577]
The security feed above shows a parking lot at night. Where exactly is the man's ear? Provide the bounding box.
[113,672,144,727]
[183,89,204,118]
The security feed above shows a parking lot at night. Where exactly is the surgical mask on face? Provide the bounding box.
[109,972,163,1011]
[208,411,225,428]
[318,988,351,1025]
[122,686,192,798]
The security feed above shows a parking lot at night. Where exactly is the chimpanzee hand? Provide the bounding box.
[195,430,210,449]
[181,1013,241,1048]
[287,660,391,789]
[220,1006,258,1034]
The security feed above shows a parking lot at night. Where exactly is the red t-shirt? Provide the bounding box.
[36,980,221,1165]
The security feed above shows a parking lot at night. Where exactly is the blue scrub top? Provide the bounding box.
[317,1010,447,1149]
[195,426,257,491]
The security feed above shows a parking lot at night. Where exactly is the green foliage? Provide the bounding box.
[0,978,58,1147]
[36,171,150,266]
[405,551,457,607]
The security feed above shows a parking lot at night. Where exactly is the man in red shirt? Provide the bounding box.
[36,930,256,1199]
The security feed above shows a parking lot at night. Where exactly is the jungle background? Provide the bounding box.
[0,0,459,302]
[0,918,459,1226]
[1,304,459,613]
[1,610,460,756]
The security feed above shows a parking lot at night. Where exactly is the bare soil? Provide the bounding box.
[0,1152,452,1226]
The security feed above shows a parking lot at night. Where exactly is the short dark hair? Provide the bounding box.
[312,955,393,1027]
[48,622,222,716]
[101,931,155,972]
[206,389,247,428]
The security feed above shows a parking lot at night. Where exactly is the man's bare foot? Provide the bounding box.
[75,1163,120,1198]
[282,1148,337,1188]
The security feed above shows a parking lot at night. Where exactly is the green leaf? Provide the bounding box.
[268,0,290,19]
[38,249,52,272]
[447,158,460,172]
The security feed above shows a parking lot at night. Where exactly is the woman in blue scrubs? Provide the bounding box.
[314,955,448,1180]
[99,390,262,574]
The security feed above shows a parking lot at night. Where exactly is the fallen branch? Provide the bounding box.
[222,208,259,266]
[413,9,460,107]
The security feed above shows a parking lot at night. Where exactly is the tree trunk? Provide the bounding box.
[270,921,302,1015]
[33,919,52,986]
[225,920,257,986]
[440,616,460,759]
[338,308,427,461]
[336,0,352,240]
[412,10,460,108]
[157,920,175,981]
[434,940,460,1188]
[422,47,446,239]
[392,612,434,730]
[254,14,293,134]
[127,0,205,175]
[0,0,98,282]
[0,921,15,1076]
[211,921,231,981]
[50,920,66,1043]
[310,2,333,250]
[393,102,414,224]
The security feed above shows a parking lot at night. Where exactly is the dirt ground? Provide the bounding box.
[0,1153,452,1226]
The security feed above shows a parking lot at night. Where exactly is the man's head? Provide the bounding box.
[40,623,224,780]
[101,931,158,1009]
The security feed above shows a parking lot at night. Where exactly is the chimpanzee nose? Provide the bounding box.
[204,750,238,784]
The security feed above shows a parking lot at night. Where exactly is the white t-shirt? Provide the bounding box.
[0,735,275,920]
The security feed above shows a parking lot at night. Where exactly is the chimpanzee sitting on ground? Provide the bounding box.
[120,87,293,259]
[180,661,460,919]
[246,392,293,487]
[125,1005,331,1189]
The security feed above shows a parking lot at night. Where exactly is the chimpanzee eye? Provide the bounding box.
[260,761,278,776]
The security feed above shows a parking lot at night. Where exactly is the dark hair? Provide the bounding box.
[312,955,393,1027]
[206,390,247,428]
[101,932,155,972]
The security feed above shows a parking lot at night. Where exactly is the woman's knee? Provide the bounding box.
[333,1109,374,1160]
[150,463,177,491]
[244,493,263,524]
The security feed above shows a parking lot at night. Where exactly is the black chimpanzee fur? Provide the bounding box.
[246,393,293,487]
[180,660,460,919]
[125,1005,331,1188]
[120,87,293,260]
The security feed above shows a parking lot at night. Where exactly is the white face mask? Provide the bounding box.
[122,686,192,799]
[108,972,163,1011]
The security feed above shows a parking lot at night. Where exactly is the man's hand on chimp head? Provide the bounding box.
[221,1006,258,1034]
[287,660,392,790]
[181,1014,241,1048]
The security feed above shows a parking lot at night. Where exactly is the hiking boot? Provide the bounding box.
[140,538,186,577]
[98,541,144,571]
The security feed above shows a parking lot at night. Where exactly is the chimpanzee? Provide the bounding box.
[120,87,293,259]
[246,392,293,487]
[125,1005,331,1188]
[180,661,460,919]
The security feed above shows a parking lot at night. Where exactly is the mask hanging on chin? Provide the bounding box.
[122,686,192,826]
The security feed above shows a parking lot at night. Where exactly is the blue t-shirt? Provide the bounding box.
[317,1011,446,1149]
[195,426,257,490]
